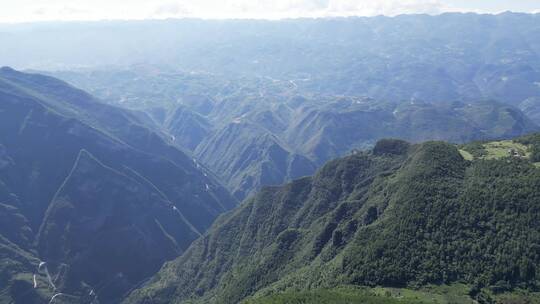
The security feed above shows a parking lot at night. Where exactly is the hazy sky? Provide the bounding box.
[0,0,538,22]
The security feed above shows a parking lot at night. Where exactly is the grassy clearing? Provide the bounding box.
[482,140,530,160]
[459,140,532,161]
[244,287,431,304]
[492,290,540,304]
[245,285,540,304]
[459,149,474,161]
[370,285,472,304]
[245,285,475,304]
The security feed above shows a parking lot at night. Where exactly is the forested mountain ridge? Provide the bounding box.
[125,135,540,304]
[0,68,237,303]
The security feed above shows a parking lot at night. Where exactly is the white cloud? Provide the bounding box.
[148,0,450,19]
[153,2,192,17]
[0,0,535,22]
[325,0,449,16]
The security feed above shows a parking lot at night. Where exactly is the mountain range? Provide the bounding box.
[50,67,540,199]
[1,12,540,304]
[0,68,538,304]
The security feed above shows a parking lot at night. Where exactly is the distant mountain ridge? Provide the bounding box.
[4,13,539,107]
[49,67,540,199]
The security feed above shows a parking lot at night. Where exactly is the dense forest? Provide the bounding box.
[125,135,540,304]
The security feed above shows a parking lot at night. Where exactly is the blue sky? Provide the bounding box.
[0,0,537,22]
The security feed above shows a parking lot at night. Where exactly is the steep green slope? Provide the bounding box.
[0,242,46,303]
[37,150,200,301]
[0,69,237,303]
[164,105,211,151]
[195,122,317,199]
[125,137,540,304]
